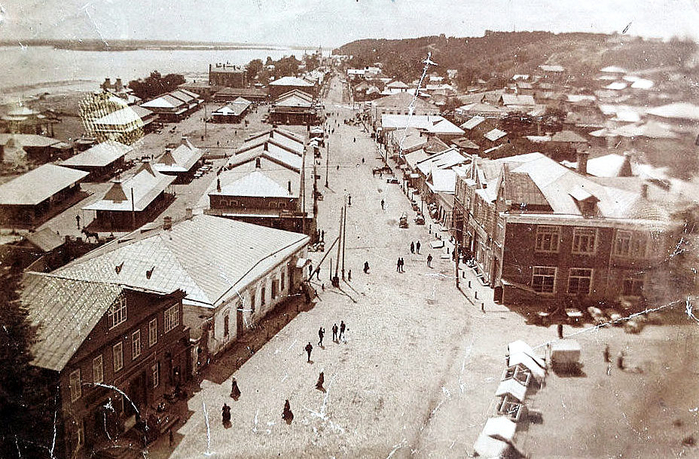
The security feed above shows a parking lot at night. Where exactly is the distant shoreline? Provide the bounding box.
[0,39,317,52]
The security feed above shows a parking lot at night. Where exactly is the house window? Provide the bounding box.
[532,266,557,293]
[69,369,82,402]
[224,313,230,337]
[151,362,160,388]
[113,342,123,372]
[272,278,279,299]
[631,235,647,258]
[107,295,127,329]
[623,275,644,296]
[614,230,632,257]
[149,318,158,347]
[567,268,593,295]
[164,305,179,333]
[281,271,285,291]
[572,228,597,254]
[261,287,266,306]
[93,355,103,384]
[535,226,560,253]
[132,330,141,360]
[250,290,256,314]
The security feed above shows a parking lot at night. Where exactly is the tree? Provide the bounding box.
[128,71,186,100]
[0,269,59,458]
[246,59,264,81]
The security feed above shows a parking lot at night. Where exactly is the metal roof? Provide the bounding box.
[55,215,309,309]
[22,273,126,371]
[212,170,294,198]
[25,228,65,252]
[83,163,175,212]
[0,164,88,206]
[61,140,132,168]
[153,139,203,174]
[269,76,314,87]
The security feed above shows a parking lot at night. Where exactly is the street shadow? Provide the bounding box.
[199,294,316,385]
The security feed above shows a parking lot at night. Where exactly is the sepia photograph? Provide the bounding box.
[1,1,699,457]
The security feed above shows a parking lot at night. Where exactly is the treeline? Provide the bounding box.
[245,53,321,85]
[335,31,697,89]
[128,71,186,100]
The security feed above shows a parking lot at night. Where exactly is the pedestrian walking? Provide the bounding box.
[230,377,241,400]
[416,241,421,254]
[616,350,625,370]
[348,195,352,206]
[348,269,352,281]
[318,327,325,346]
[321,230,325,241]
[308,263,314,278]
[332,323,338,342]
[222,403,231,425]
[557,323,564,339]
[361,158,365,164]
[316,371,325,391]
[339,321,346,340]
[410,242,415,254]
[315,267,321,280]
[396,258,401,272]
[283,400,294,423]
[603,345,611,363]
[481,303,485,313]
[427,253,433,268]
[364,261,370,273]
[400,257,405,272]
[76,214,81,229]
[381,199,385,210]
[305,342,313,362]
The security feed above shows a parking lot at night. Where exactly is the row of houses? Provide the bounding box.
[21,213,312,458]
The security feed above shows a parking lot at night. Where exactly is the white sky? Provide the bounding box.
[1,0,698,47]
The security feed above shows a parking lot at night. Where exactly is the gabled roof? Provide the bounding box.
[212,170,293,198]
[274,90,314,108]
[460,115,486,130]
[500,94,536,107]
[550,130,587,143]
[55,215,309,309]
[404,149,430,171]
[62,140,132,168]
[22,273,129,371]
[153,139,203,173]
[84,163,175,212]
[386,80,409,89]
[381,115,464,136]
[647,102,699,121]
[417,148,467,176]
[269,76,314,87]
[0,164,88,206]
[0,133,63,148]
[25,228,65,252]
[232,142,302,172]
[372,92,437,111]
[212,98,251,117]
[484,128,507,142]
[242,129,305,156]
[502,168,549,207]
[92,106,151,127]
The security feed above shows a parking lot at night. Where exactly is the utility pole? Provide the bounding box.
[130,187,136,231]
[334,206,343,284]
[341,201,347,280]
[325,136,330,188]
[455,239,460,288]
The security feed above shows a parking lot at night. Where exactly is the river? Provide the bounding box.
[0,45,309,100]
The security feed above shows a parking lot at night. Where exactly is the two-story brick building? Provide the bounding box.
[453,152,682,307]
[22,273,190,459]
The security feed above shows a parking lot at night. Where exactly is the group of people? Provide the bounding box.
[396,257,405,273]
[410,241,421,254]
[305,321,347,362]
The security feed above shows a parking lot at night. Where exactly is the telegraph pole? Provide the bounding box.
[455,239,460,288]
[325,136,330,188]
[341,201,347,280]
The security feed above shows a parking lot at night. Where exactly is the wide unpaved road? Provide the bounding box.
[169,75,533,459]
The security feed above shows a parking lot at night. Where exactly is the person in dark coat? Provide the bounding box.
[316,371,325,391]
[332,323,339,342]
[222,404,231,425]
[364,261,370,273]
[416,241,421,254]
[305,342,313,362]
[339,321,346,340]
[557,323,564,339]
[427,254,433,267]
[410,242,415,254]
[230,377,241,400]
[318,327,325,346]
[283,400,294,423]
[603,345,611,363]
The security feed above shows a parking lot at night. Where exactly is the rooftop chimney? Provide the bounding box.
[263,143,268,152]
[641,182,649,199]
[185,208,193,220]
[181,136,189,146]
[255,157,261,168]
[115,78,123,92]
[103,78,111,88]
[269,130,273,138]
[576,150,589,175]
[163,216,173,230]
